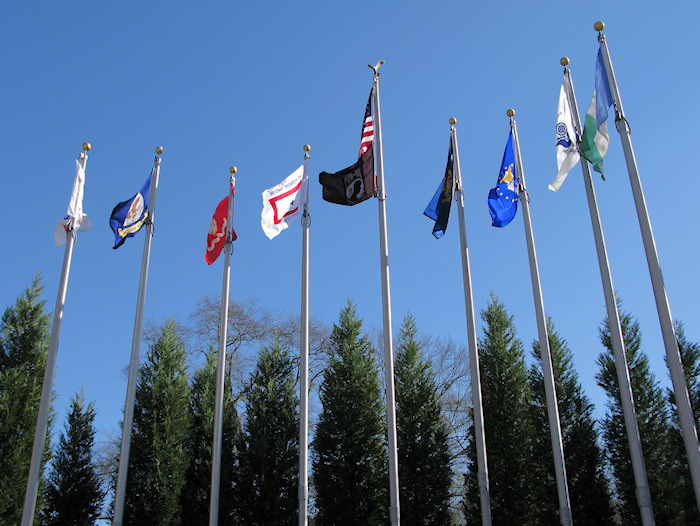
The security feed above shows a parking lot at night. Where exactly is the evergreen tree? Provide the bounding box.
[464,294,535,525]
[123,320,191,525]
[181,346,241,526]
[667,321,700,523]
[237,338,298,524]
[0,276,53,525]
[313,301,387,525]
[528,318,614,525]
[597,301,679,524]
[395,314,453,525]
[42,391,104,525]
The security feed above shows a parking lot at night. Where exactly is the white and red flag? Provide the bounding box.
[358,87,374,156]
[205,181,237,265]
[54,159,92,246]
[261,165,307,239]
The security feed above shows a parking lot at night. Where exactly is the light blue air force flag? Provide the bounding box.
[487,130,518,227]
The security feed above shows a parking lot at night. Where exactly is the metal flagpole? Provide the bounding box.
[450,118,493,526]
[509,111,573,526]
[562,57,656,525]
[299,144,311,526]
[369,61,400,526]
[595,20,700,512]
[112,147,164,526]
[22,143,91,526]
[209,167,236,526]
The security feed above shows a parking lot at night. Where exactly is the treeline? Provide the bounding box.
[1,278,699,524]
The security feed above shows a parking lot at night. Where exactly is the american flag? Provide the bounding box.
[358,87,374,157]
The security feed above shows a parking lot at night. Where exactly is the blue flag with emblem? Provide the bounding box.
[487,130,518,227]
[110,172,152,249]
[424,139,454,238]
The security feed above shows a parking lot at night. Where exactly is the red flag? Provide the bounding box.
[205,185,237,265]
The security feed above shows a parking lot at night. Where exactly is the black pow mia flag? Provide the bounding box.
[319,144,376,206]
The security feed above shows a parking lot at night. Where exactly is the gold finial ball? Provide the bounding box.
[561,57,570,66]
[594,21,605,32]
[449,117,457,125]
[82,142,91,152]
[155,146,164,155]
[507,109,515,117]
[229,166,237,174]
[303,144,311,152]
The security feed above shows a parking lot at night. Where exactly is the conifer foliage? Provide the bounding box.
[123,320,191,525]
[237,338,299,524]
[0,276,52,524]
[528,318,614,525]
[313,301,387,525]
[395,314,453,525]
[42,391,104,525]
[181,346,241,525]
[464,294,535,525]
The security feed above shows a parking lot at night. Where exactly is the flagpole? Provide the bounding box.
[596,21,700,512]
[451,119,493,526]
[209,167,236,526]
[112,147,164,526]
[370,61,400,526]
[509,111,573,526]
[299,145,311,526]
[21,143,91,526]
[562,58,656,525]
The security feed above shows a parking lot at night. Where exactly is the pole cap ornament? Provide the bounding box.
[155,146,164,155]
[229,166,237,174]
[507,109,515,117]
[594,21,605,32]
[303,144,311,152]
[560,57,570,67]
[449,117,457,125]
[82,142,91,152]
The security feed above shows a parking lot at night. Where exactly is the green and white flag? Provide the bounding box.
[580,47,613,177]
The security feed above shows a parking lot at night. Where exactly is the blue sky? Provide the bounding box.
[1,2,698,456]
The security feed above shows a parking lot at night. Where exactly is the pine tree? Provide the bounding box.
[237,338,298,524]
[666,321,700,523]
[597,301,679,524]
[123,320,191,525]
[42,390,104,525]
[313,301,387,525]
[464,294,535,525]
[181,346,241,525]
[395,314,453,525]
[528,318,614,525]
[0,276,53,525]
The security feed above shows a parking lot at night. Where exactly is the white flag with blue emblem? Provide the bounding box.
[549,82,580,192]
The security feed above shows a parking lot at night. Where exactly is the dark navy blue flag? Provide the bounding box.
[109,172,152,249]
[487,131,518,227]
[424,140,454,238]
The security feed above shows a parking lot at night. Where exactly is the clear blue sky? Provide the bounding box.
[1,2,697,453]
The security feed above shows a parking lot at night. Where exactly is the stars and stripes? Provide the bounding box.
[359,88,374,156]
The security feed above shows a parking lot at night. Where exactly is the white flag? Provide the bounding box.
[54,159,92,246]
[549,82,580,192]
[261,165,307,239]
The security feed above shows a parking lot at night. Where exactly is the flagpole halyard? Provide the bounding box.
[210,166,236,526]
[22,144,90,526]
[112,146,163,526]
[299,144,311,526]
[451,119,493,526]
[595,22,700,516]
[371,63,401,526]
[509,112,573,525]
